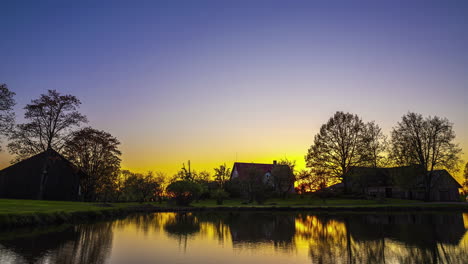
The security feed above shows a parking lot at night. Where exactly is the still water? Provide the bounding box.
[0,211,467,264]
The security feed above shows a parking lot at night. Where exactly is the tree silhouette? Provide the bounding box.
[463,162,468,192]
[272,159,295,198]
[0,84,15,151]
[365,121,388,168]
[213,163,231,189]
[8,90,87,161]
[390,112,462,201]
[305,111,372,191]
[63,127,121,201]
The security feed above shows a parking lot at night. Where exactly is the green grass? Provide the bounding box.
[191,195,421,208]
[0,196,465,217]
[0,199,135,215]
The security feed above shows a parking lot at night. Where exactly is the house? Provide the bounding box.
[230,161,295,194]
[343,166,461,201]
[0,148,83,201]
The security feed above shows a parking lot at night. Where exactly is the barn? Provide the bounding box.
[344,166,462,201]
[0,148,83,201]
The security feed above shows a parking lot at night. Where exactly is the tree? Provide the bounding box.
[63,127,121,201]
[153,171,167,203]
[305,111,371,191]
[296,169,335,194]
[390,112,462,201]
[213,163,231,189]
[8,90,87,161]
[464,162,468,193]
[271,159,296,198]
[365,121,388,168]
[171,160,195,182]
[166,180,203,206]
[0,84,15,150]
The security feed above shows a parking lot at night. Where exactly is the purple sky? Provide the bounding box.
[1,0,467,178]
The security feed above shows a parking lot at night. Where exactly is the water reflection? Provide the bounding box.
[0,212,467,263]
[0,222,113,264]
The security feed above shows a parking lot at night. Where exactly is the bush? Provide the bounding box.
[166,180,203,206]
[211,189,229,205]
[225,179,242,198]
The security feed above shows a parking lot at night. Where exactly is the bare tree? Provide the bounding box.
[0,84,15,151]
[8,90,87,161]
[63,127,121,201]
[305,111,371,191]
[390,112,462,201]
[365,121,388,168]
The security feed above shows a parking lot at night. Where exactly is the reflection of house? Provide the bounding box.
[344,166,461,201]
[347,213,466,248]
[230,161,295,193]
[0,148,83,201]
[0,223,113,264]
[226,212,296,246]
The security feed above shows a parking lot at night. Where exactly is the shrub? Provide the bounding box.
[225,179,242,198]
[211,189,229,205]
[166,180,203,206]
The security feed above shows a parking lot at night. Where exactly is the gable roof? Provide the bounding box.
[231,162,275,180]
[0,148,80,174]
[0,148,85,200]
[345,166,462,189]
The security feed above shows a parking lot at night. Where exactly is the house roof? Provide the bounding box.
[231,162,275,180]
[345,166,462,189]
[0,148,80,175]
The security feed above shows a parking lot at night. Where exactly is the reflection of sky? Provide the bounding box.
[1,1,467,177]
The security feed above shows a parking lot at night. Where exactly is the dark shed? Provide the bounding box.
[0,149,82,201]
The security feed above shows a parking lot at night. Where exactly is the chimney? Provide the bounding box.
[273,160,277,165]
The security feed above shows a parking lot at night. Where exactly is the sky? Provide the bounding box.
[1,0,467,179]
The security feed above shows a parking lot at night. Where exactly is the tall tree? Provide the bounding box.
[0,84,15,150]
[390,112,462,200]
[213,163,231,189]
[8,90,87,161]
[63,127,121,201]
[305,111,371,191]
[365,121,388,168]
[464,162,468,192]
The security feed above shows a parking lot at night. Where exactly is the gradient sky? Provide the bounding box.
[1,0,467,179]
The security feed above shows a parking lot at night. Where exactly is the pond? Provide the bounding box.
[0,211,467,263]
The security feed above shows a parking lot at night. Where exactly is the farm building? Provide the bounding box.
[343,166,461,201]
[0,148,83,201]
[230,161,295,194]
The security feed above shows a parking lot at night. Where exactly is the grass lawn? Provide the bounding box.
[0,199,134,215]
[191,195,421,207]
[0,195,465,216]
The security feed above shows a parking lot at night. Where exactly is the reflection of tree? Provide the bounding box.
[296,214,349,263]
[0,222,113,264]
[226,212,296,251]
[298,213,468,263]
[49,222,113,264]
[163,213,200,252]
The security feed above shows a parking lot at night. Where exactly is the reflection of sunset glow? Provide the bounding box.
[2,212,467,263]
[463,213,468,229]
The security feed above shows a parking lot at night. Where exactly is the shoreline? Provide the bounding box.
[1,202,468,229]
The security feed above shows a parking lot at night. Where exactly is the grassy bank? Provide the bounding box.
[1,197,467,228]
